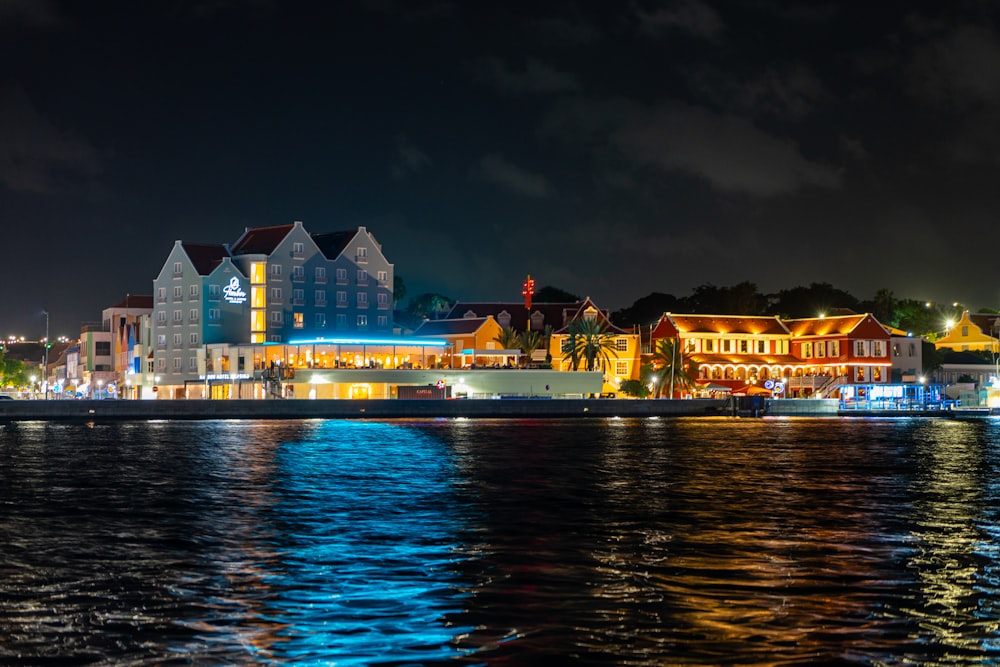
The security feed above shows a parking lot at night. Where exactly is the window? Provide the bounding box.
[316,313,326,328]
[293,312,304,329]
[722,340,731,353]
[962,326,969,337]
[357,292,368,308]
[189,357,198,370]
[157,287,166,303]
[704,339,714,353]
[156,334,166,349]
[269,334,282,342]
[315,290,327,306]
[270,311,283,324]
[271,264,282,277]
[616,361,628,376]
[873,341,885,357]
[356,246,368,262]
[893,343,900,357]
[271,287,282,302]
[292,288,304,305]
[377,270,388,284]
[189,308,198,323]
[337,291,347,306]
[208,308,220,321]
[873,366,882,381]
[173,309,182,323]
[377,315,388,328]
[909,342,916,356]
[815,341,825,357]
[173,333,182,346]
[336,314,347,328]
[315,266,326,282]
[173,357,182,370]
[157,358,166,371]
[292,266,304,281]
[336,268,347,284]
[856,367,865,382]
[173,286,183,299]
[377,293,389,309]
[293,241,304,256]
[739,340,748,353]
[189,333,198,345]
[828,340,839,356]
[357,269,369,285]
[855,341,866,356]
[757,340,766,354]
[208,284,220,300]
[803,342,813,358]
[173,262,182,276]
[357,314,368,328]
[157,311,166,324]
[616,338,628,352]
[189,284,198,297]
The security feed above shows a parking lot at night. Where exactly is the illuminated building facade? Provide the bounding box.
[152,222,394,398]
[651,312,893,396]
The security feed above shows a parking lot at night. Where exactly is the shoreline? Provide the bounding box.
[1,398,985,422]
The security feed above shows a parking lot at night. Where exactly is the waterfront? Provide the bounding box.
[3,417,1000,665]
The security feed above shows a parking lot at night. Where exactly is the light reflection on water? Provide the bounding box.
[3,417,1000,664]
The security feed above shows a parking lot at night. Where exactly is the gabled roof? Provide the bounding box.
[655,314,789,337]
[552,298,631,334]
[449,298,625,333]
[784,313,889,338]
[230,224,294,255]
[181,242,231,275]
[311,229,357,260]
[412,317,494,336]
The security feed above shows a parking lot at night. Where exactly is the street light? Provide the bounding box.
[42,310,49,400]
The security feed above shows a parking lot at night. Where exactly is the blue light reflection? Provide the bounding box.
[257,421,473,664]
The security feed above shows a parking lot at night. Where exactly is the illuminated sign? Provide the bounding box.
[199,373,251,381]
[222,276,247,304]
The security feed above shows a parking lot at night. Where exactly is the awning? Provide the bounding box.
[459,349,523,356]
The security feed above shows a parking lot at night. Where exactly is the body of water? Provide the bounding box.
[2,416,1000,665]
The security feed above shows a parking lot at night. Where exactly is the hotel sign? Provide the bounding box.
[199,373,251,381]
[222,276,247,304]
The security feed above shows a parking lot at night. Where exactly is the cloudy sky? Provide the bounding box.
[3,0,1000,337]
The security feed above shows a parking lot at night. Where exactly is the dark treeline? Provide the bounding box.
[395,279,996,340]
[609,282,996,338]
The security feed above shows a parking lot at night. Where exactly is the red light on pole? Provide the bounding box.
[522,275,534,311]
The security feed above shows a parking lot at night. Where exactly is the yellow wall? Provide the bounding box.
[935,311,998,352]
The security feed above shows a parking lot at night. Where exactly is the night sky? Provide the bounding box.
[4,0,1000,338]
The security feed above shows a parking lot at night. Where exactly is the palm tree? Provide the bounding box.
[650,338,698,397]
[520,328,544,366]
[562,318,619,372]
[494,326,522,351]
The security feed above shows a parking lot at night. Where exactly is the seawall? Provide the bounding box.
[0,398,735,422]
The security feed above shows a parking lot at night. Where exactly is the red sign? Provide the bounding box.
[522,274,535,310]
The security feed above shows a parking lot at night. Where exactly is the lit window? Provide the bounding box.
[293,313,304,328]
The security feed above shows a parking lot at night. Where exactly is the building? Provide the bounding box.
[151,222,395,398]
[102,294,153,399]
[650,312,893,397]
[935,310,1000,353]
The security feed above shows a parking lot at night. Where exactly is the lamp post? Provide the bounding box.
[42,310,49,399]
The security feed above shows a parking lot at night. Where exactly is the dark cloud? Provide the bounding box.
[472,154,550,198]
[633,0,723,39]
[473,57,582,96]
[0,84,101,194]
[0,0,61,26]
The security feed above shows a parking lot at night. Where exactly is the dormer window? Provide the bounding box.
[498,311,511,328]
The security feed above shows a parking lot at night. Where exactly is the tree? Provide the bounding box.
[611,292,683,328]
[408,293,453,320]
[618,379,650,398]
[869,288,896,326]
[393,275,407,308]
[493,326,521,351]
[519,328,545,365]
[766,283,861,319]
[534,285,580,302]
[649,338,698,397]
[562,318,619,371]
[683,282,766,315]
[0,353,28,390]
